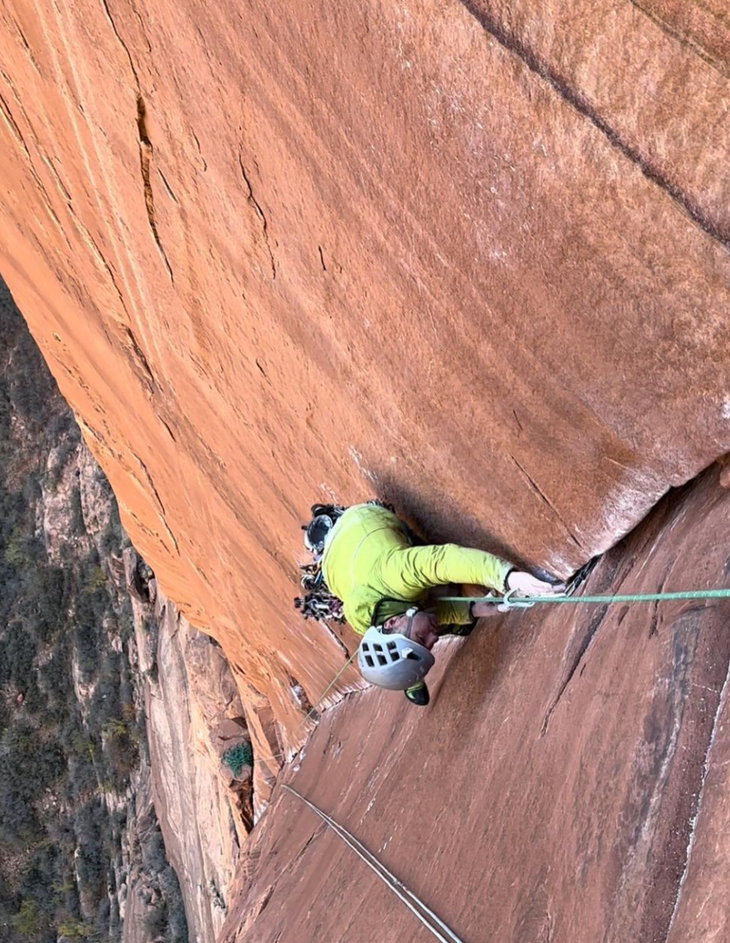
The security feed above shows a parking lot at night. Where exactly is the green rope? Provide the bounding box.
[438,587,730,607]
[302,648,359,716]
[263,587,730,765]
[259,648,360,765]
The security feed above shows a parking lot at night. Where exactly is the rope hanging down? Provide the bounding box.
[438,587,730,608]
[284,785,467,943]
[257,646,360,765]
[276,589,730,935]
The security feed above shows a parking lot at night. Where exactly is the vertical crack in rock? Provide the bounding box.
[99,0,140,83]
[238,149,277,279]
[664,654,730,940]
[136,95,174,282]
[509,452,584,550]
[191,130,208,172]
[69,204,135,321]
[278,826,323,879]
[99,0,174,281]
[160,416,177,442]
[540,605,609,736]
[13,19,41,71]
[123,325,156,389]
[458,0,730,250]
[323,623,350,658]
[648,569,671,637]
[158,169,179,203]
[40,155,71,201]
[135,455,181,555]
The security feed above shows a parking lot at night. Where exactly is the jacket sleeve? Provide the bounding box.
[432,598,475,626]
[343,598,370,636]
[378,543,513,601]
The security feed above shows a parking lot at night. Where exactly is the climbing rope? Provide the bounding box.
[300,647,359,719]
[260,586,730,764]
[269,585,730,930]
[284,785,467,943]
[258,646,360,765]
[437,587,730,608]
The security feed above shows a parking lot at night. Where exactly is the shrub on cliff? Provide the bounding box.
[222,741,254,777]
[56,917,93,940]
[0,279,181,943]
[10,899,42,936]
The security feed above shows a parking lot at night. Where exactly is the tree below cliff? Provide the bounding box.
[0,279,186,943]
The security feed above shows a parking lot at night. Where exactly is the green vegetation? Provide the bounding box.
[0,280,187,942]
[222,741,254,777]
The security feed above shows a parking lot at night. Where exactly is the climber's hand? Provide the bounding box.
[507,571,565,597]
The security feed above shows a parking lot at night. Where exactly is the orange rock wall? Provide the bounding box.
[224,466,730,943]
[1,0,729,760]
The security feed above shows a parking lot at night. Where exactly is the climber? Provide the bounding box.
[302,501,563,706]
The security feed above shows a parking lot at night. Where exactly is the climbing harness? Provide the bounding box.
[284,785,466,943]
[295,504,348,623]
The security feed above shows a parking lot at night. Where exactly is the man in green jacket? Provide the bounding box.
[321,502,563,705]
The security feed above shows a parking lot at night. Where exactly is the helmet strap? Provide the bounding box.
[403,606,419,640]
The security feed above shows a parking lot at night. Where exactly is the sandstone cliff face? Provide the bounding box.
[2,0,730,764]
[42,401,250,943]
[3,3,730,942]
[223,464,730,943]
[1,282,251,943]
[0,282,189,943]
[127,565,254,943]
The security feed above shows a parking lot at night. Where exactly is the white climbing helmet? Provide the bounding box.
[357,622,435,691]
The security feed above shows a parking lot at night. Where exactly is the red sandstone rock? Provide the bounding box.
[1,0,730,762]
[222,466,730,943]
[3,2,730,939]
[467,0,730,240]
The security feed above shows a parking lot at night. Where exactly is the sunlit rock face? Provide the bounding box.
[222,464,730,943]
[1,0,729,769]
[127,569,252,943]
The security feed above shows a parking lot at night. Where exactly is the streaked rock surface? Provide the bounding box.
[1,0,730,752]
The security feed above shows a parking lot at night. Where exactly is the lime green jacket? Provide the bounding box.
[321,503,513,635]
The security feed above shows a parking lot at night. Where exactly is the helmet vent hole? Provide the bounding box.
[358,625,435,691]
